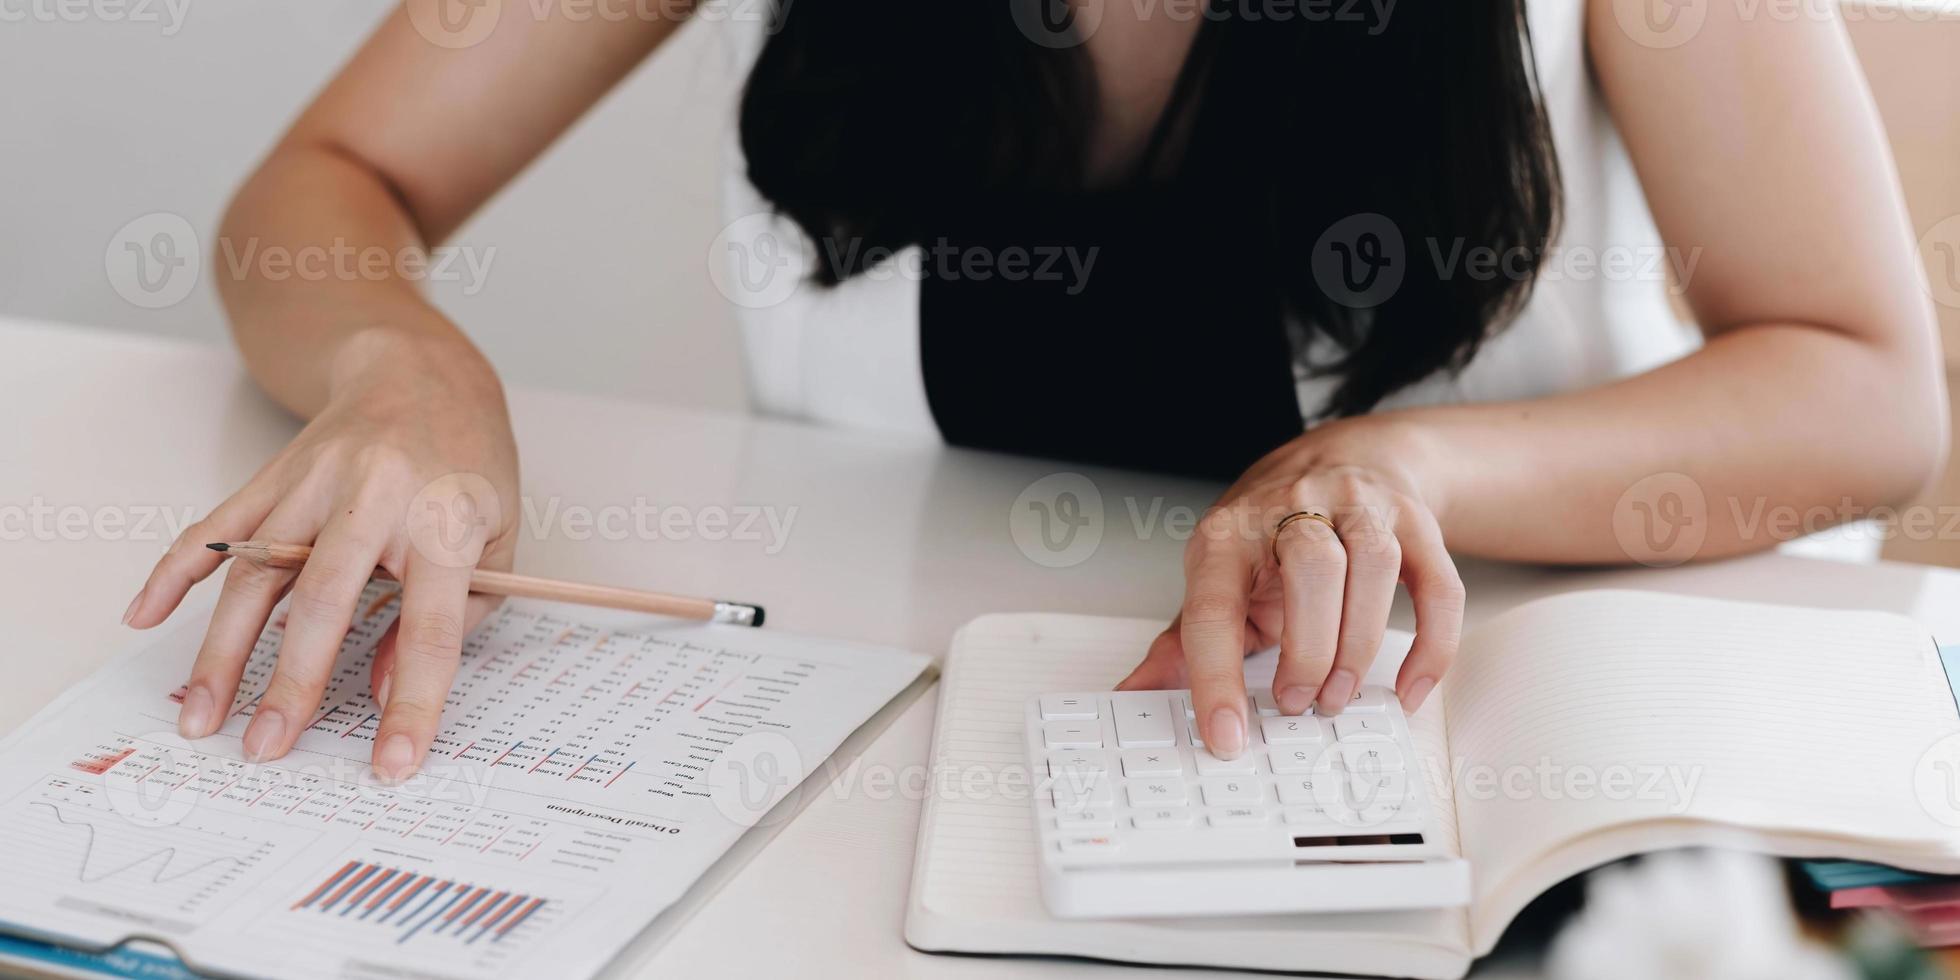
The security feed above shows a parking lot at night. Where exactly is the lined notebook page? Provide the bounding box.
[908,613,1469,975]
[1445,590,1960,938]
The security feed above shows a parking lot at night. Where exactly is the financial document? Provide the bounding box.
[0,583,931,979]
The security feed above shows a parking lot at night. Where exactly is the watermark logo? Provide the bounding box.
[106,212,200,309]
[1010,472,1105,568]
[407,472,503,568]
[408,0,503,48]
[1920,214,1960,311]
[1010,0,1104,48]
[709,731,804,828]
[1612,0,1707,49]
[708,213,805,309]
[1914,732,1960,828]
[104,732,200,827]
[1312,213,1405,309]
[1612,471,1707,567]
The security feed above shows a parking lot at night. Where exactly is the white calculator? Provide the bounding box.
[1023,687,1470,918]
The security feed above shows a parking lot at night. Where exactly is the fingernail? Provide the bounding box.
[242,709,288,762]
[1402,677,1437,713]
[1317,670,1358,715]
[1208,707,1245,758]
[121,589,144,627]
[376,734,419,783]
[1278,685,1316,716]
[376,672,393,710]
[177,687,215,738]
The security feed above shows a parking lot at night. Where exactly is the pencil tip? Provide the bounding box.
[205,543,229,552]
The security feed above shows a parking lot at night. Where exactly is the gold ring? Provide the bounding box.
[1272,511,1336,564]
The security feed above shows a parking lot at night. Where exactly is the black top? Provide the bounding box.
[915,21,1304,483]
[919,184,1304,483]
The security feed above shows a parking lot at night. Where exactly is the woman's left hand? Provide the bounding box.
[1117,417,1464,759]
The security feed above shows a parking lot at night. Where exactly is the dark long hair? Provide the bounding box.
[739,0,1561,418]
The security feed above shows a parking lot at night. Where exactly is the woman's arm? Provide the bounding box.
[218,1,693,415]
[128,2,694,780]
[1131,0,1947,757]
[1412,0,1947,563]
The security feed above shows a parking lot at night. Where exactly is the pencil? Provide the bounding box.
[206,541,764,627]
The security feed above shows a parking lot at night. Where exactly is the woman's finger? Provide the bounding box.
[1268,511,1345,716]
[1317,500,1401,715]
[1180,534,1252,758]
[370,549,476,782]
[1392,504,1465,713]
[128,477,281,629]
[240,515,389,762]
[369,591,503,701]
[177,497,322,740]
[1117,619,1188,691]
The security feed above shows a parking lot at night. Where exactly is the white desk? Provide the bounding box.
[7,317,1960,979]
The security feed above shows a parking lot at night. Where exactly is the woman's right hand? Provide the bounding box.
[124,330,521,782]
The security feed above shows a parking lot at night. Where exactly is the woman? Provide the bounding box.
[123,0,1946,781]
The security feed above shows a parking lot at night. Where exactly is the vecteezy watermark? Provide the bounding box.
[708,731,806,828]
[217,237,497,297]
[1,0,190,35]
[1612,472,1710,568]
[1611,0,1954,49]
[1433,756,1703,813]
[1921,213,1960,311]
[106,212,200,309]
[1915,732,1960,828]
[408,0,787,49]
[518,497,799,553]
[1310,213,1701,310]
[1009,472,1106,568]
[0,498,198,542]
[409,472,503,569]
[1010,0,1397,48]
[707,213,1101,309]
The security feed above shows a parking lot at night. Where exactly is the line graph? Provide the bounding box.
[0,777,317,926]
[29,801,251,886]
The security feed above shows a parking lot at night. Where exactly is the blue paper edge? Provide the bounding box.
[0,930,200,980]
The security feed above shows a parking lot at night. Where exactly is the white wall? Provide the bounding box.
[0,1,749,410]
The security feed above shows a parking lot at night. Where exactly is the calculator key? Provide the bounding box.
[1283,805,1345,832]
[1268,745,1324,774]
[1201,777,1262,805]
[1345,686,1390,713]
[1275,774,1339,806]
[1133,807,1195,829]
[1120,749,1181,777]
[1040,694,1099,721]
[1055,808,1117,830]
[1128,778,1189,806]
[1043,721,1103,749]
[1052,777,1115,810]
[1332,716,1394,741]
[1186,717,1205,747]
[1047,751,1111,777]
[1058,834,1121,854]
[1335,742,1405,773]
[1250,690,1280,717]
[1346,771,1408,807]
[1111,693,1176,748]
[1260,716,1323,745]
[1208,806,1268,828]
[1193,748,1256,775]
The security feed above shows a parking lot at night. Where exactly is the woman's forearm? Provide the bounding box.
[215,143,496,419]
[1374,323,1948,564]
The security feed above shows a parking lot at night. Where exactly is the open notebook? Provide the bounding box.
[904,591,1960,979]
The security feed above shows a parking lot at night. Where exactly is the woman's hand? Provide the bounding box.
[1118,417,1464,758]
[123,330,520,782]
